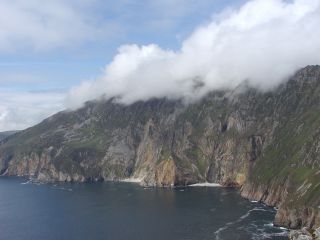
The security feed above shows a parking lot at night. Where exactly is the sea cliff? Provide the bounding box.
[1,66,319,231]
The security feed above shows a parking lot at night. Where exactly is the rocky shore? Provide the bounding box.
[289,227,320,240]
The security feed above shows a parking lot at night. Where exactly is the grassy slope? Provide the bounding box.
[249,67,320,212]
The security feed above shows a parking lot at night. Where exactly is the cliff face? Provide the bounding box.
[0,66,320,229]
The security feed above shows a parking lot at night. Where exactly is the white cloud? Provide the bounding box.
[0,0,115,52]
[67,0,320,108]
[0,90,64,131]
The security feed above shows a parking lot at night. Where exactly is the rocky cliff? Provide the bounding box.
[0,66,319,230]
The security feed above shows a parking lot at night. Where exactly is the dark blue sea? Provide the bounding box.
[0,177,288,240]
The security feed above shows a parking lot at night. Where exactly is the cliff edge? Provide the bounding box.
[0,66,319,230]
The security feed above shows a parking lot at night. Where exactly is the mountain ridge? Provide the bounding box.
[0,65,319,231]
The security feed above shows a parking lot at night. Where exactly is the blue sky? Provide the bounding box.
[0,0,247,92]
[1,0,320,131]
[0,0,247,131]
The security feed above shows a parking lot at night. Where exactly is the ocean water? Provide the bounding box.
[0,177,288,240]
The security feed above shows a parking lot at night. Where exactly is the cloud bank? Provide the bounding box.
[67,0,320,108]
[0,0,230,131]
[0,0,113,52]
[0,90,64,131]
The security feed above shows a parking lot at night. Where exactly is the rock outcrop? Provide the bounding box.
[0,66,320,230]
[289,227,320,240]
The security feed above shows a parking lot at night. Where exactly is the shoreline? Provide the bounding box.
[3,175,317,238]
[188,182,222,187]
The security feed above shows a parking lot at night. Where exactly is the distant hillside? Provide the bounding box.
[0,131,19,141]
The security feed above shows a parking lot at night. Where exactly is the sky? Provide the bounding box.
[1,0,320,131]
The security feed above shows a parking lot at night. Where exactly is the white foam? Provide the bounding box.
[279,227,287,230]
[215,225,229,240]
[250,200,258,203]
[214,207,273,239]
[120,178,142,183]
[189,182,221,187]
[264,223,274,227]
[21,180,31,185]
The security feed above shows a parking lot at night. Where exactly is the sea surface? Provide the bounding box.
[0,177,288,240]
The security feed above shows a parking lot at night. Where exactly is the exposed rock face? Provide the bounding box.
[142,158,176,187]
[0,66,320,230]
[289,227,320,240]
[275,207,318,229]
[315,228,320,239]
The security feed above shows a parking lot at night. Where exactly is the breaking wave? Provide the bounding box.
[214,207,288,240]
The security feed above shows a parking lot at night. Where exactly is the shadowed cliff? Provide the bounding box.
[0,66,319,230]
